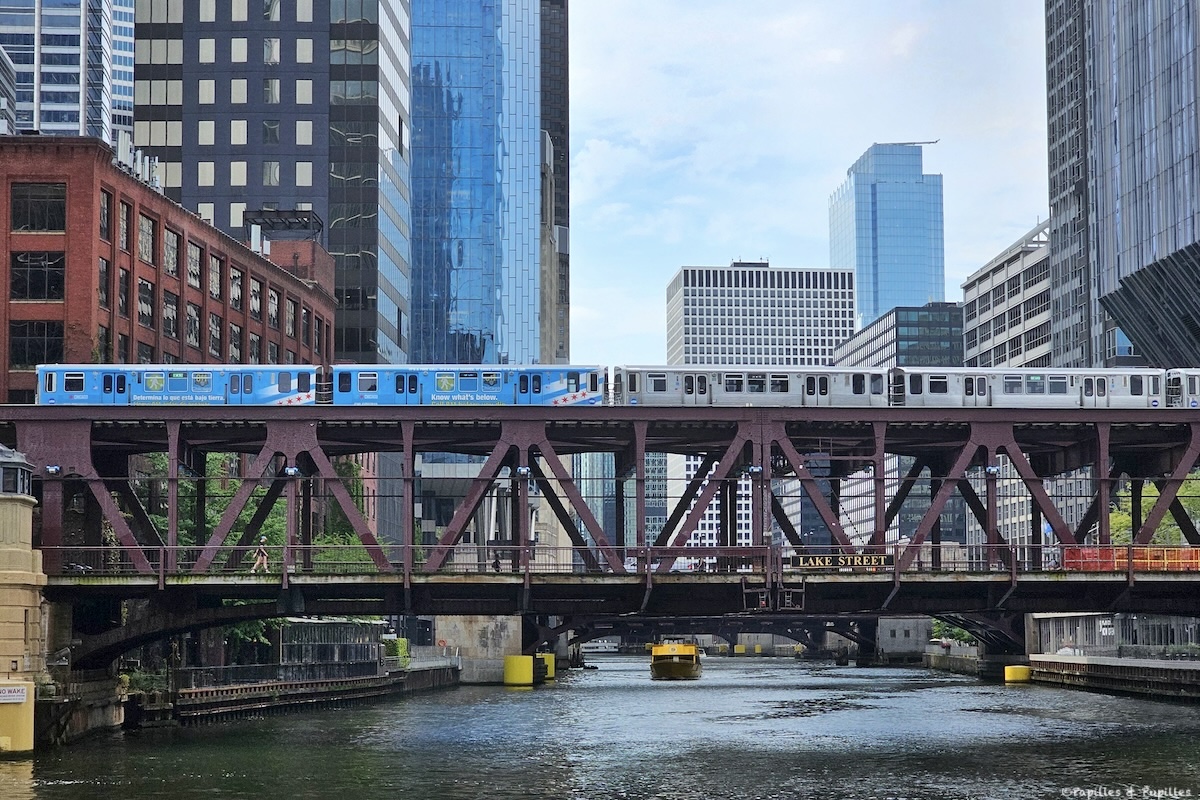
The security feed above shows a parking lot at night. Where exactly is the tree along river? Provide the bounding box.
[3,656,1200,800]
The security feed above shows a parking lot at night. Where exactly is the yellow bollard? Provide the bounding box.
[754,644,763,655]
[504,655,534,686]
[0,681,35,753]
[733,644,747,655]
[1004,665,1032,683]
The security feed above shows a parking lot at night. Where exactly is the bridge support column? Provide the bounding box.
[0,447,49,752]
[854,619,877,667]
[432,615,523,684]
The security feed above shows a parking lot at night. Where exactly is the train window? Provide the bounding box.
[358,373,377,392]
[1003,375,1022,394]
[929,376,948,394]
[459,372,479,391]
[1191,376,1199,395]
[650,373,667,392]
[1084,378,1093,397]
[1130,375,1143,396]
[965,378,974,396]
[193,372,212,391]
[169,371,188,392]
[770,375,788,393]
[748,374,766,393]
[871,374,884,395]
[230,377,240,395]
[852,374,865,394]
[908,374,923,395]
[65,372,84,392]
[1026,375,1045,394]
[1151,375,1160,395]
[589,372,599,393]
[116,375,127,393]
[976,377,987,396]
[567,372,579,392]
[697,375,707,394]
[408,375,418,394]
[818,376,829,396]
[339,372,351,393]
[103,374,112,394]
[1048,376,1068,394]
[395,375,405,394]
[520,375,529,393]
[278,372,291,394]
[725,374,744,393]
[45,372,58,394]
[1097,379,1107,397]
[684,375,694,395]
[243,375,253,394]
[627,372,638,394]
[483,372,500,389]
[298,372,310,393]
[532,374,542,393]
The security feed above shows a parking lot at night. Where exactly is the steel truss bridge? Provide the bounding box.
[7,403,1200,666]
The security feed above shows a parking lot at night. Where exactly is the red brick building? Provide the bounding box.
[0,136,335,403]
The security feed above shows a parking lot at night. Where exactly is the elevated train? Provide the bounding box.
[33,363,1200,410]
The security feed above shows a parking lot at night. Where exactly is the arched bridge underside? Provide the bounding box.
[7,404,1200,667]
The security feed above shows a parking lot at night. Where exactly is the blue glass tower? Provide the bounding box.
[410,0,542,365]
[829,143,945,328]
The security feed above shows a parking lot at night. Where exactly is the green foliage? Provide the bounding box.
[124,670,167,693]
[932,619,975,644]
[1105,475,1200,545]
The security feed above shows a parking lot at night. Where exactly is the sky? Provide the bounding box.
[566,0,1048,366]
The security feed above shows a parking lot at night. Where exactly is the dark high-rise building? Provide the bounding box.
[541,0,569,363]
[1046,0,1200,366]
[133,0,412,366]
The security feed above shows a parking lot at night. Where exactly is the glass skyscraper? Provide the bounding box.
[0,0,133,142]
[829,143,944,329]
[410,0,542,365]
[1049,0,1200,366]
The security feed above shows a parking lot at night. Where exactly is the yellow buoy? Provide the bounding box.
[1004,665,1032,683]
[504,655,534,686]
[540,652,555,680]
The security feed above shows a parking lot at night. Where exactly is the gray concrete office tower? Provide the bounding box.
[829,143,944,329]
[1046,1,1200,366]
[133,0,412,365]
[0,0,134,141]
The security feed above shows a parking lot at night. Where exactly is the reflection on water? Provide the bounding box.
[6,656,1200,799]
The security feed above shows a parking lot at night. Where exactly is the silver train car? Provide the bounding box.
[610,366,1200,409]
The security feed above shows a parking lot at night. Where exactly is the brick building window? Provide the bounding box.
[137,342,155,364]
[187,242,202,288]
[249,332,261,363]
[286,298,297,337]
[163,229,180,277]
[119,202,131,251]
[163,291,179,339]
[301,307,310,345]
[10,252,65,300]
[117,333,129,362]
[99,190,112,240]
[118,268,130,317]
[186,303,201,348]
[268,288,279,328]
[11,183,66,231]
[8,320,63,367]
[229,322,242,362]
[268,341,279,363]
[138,213,157,264]
[250,278,262,320]
[208,312,221,356]
[97,325,111,360]
[230,267,243,310]
[138,279,155,327]
[208,255,222,300]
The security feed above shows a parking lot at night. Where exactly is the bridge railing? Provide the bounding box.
[38,544,1200,578]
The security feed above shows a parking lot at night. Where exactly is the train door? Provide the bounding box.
[802,373,833,406]
[99,371,129,405]
[682,373,711,406]
[1080,374,1110,408]
[226,371,254,405]
[517,371,543,405]
[962,374,989,407]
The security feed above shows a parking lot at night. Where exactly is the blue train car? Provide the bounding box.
[330,365,605,406]
[36,365,319,406]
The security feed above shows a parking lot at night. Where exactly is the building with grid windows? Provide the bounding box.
[0,0,134,141]
[0,136,334,403]
[0,45,15,134]
[829,143,944,329]
[132,0,410,367]
[665,260,856,551]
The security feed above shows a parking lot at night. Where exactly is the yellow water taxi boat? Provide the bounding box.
[649,641,702,680]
